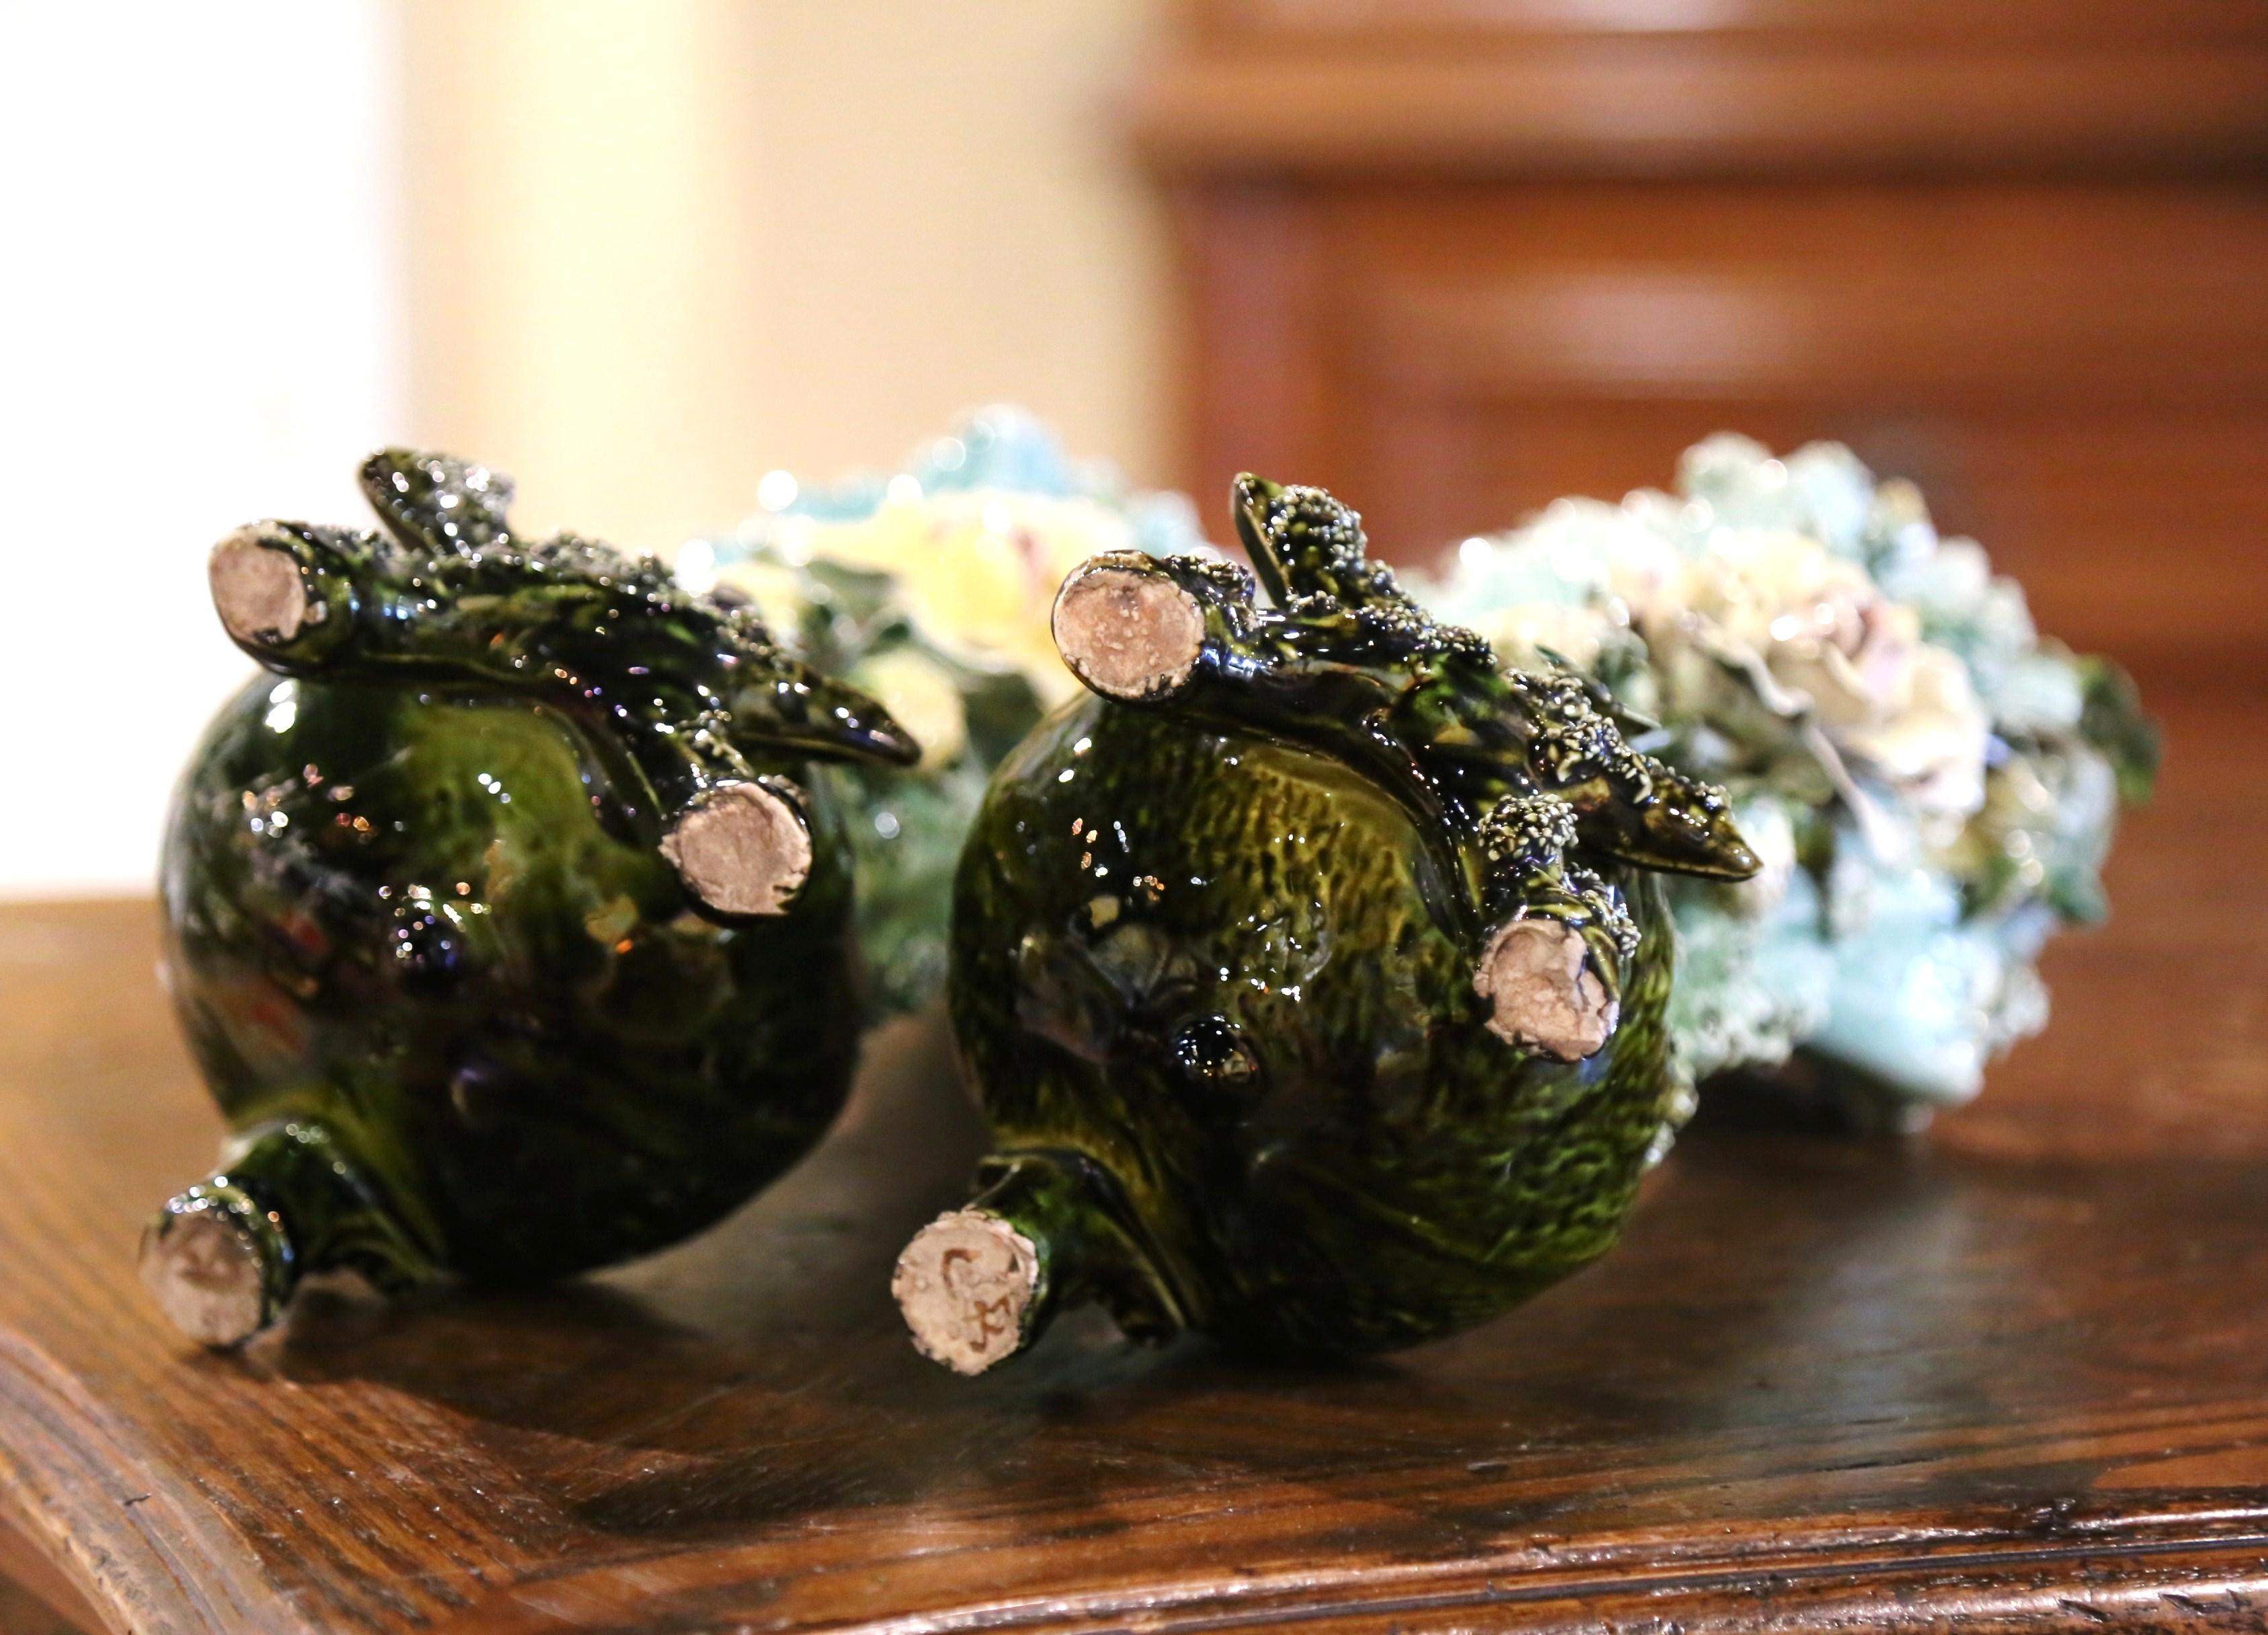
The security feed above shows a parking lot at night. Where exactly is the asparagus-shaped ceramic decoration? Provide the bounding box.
[145,450,916,1346]
[893,476,1759,1373]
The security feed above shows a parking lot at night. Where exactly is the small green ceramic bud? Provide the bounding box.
[898,476,1756,1372]
[145,450,918,1348]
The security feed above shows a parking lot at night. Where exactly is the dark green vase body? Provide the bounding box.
[163,675,857,1289]
[894,473,1753,1373]
[949,699,1675,1359]
[143,449,912,1346]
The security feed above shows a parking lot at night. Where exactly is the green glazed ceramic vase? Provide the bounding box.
[144,451,916,1347]
[892,476,1760,1373]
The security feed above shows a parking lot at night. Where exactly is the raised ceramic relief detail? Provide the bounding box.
[896,475,1758,1373]
[145,450,916,1346]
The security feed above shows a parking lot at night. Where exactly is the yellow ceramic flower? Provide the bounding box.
[791,492,1140,708]
[849,646,970,771]
[709,556,815,640]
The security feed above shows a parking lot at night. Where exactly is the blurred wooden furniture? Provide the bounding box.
[3,689,2267,1632]
[1138,1,2268,690]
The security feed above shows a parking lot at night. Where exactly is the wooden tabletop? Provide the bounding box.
[5,690,2265,1635]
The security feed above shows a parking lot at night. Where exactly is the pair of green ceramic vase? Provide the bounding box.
[146,451,1759,1373]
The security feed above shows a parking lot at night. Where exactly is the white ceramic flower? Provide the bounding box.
[1643,529,1989,821]
[1421,432,2150,1118]
[1836,645,1990,830]
[1460,597,1618,675]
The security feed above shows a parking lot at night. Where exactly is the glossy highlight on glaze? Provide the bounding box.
[894,476,1758,1373]
[146,450,916,1347]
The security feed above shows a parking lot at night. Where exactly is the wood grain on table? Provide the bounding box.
[2,691,2264,1634]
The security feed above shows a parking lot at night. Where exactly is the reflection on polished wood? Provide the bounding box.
[1140,2,2268,693]
[0,1519,96,1634]
[0,691,2263,1632]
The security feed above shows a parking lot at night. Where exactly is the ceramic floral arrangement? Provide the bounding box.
[678,408,1206,1015]
[1419,434,2156,1125]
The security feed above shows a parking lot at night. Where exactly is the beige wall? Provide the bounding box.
[0,3,402,896]
[400,0,1170,547]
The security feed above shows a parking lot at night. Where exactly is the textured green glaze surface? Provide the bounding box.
[936,477,1756,1363]
[155,451,912,1336]
[953,701,1681,1355]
